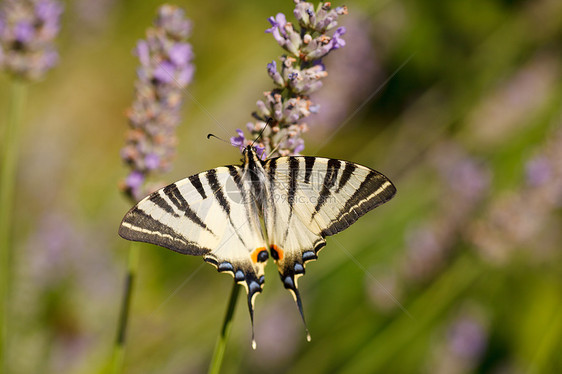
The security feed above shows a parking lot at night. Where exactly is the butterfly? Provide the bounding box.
[119,145,396,347]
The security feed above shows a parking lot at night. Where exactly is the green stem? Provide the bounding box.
[527,299,562,374]
[0,79,27,373]
[207,283,240,374]
[109,241,140,374]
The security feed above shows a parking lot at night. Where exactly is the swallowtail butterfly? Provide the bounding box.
[119,145,396,347]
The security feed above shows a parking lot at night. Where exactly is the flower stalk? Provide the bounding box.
[0,79,26,374]
[110,241,139,374]
[0,0,63,370]
[207,283,241,374]
[112,5,194,372]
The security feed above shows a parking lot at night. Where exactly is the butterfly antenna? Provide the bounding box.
[207,133,230,144]
[251,117,272,147]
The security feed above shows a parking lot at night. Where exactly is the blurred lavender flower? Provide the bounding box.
[310,14,383,132]
[0,0,63,80]
[428,305,488,374]
[365,266,403,313]
[120,4,194,202]
[466,55,558,147]
[400,142,491,282]
[13,210,118,373]
[525,156,552,187]
[469,125,562,264]
[231,0,348,157]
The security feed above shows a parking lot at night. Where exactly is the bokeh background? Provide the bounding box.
[1,0,562,373]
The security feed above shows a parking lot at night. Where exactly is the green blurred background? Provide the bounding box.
[1,0,562,373]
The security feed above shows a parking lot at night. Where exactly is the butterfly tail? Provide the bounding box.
[282,273,311,342]
[245,278,262,349]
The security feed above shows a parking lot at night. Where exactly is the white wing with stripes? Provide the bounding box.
[261,156,396,325]
[119,166,269,337]
[118,146,397,347]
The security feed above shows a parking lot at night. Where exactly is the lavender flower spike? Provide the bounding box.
[0,0,64,81]
[236,1,347,157]
[120,4,195,202]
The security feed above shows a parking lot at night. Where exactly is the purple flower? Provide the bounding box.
[525,156,551,186]
[447,315,487,360]
[42,48,58,68]
[230,129,246,152]
[156,4,191,39]
[153,61,176,83]
[267,60,277,74]
[238,1,347,158]
[177,64,194,86]
[126,171,145,190]
[293,139,305,154]
[35,0,63,37]
[330,26,346,50]
[135,40,150,66]
[14,21,34,43]
[0,0,64,80]
[255,145,266,160]
[230,129,266,159]
[447,159,491,201]
[266,13,286,34]
[267,60,284,86]
[121,5,195,202]
[169,43,192,66]
[35,0,64,22]
[266,13,289,47]
[144,153,160,170]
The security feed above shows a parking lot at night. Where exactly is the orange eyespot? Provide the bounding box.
[271,244,284,261]
[251,247,267,263]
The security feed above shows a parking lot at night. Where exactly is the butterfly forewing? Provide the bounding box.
[262,156,396,291]
[119,166,268,295]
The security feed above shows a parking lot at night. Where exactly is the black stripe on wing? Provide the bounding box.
[321,170,396,236]
[228,165,254,224]
[311,159,341,220]
[288,157,299,208]
[304,156,315,184]
[119,207,211,256]
[163,184,215,236]
[149,193,178,217]
[337,162,356,192]
[206,169,231,215]
[283,157,300,243]
[189,173,207,199]
[206,168,249,248]
[266,158,278,220]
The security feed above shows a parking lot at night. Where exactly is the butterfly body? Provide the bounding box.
[119,145,396,346]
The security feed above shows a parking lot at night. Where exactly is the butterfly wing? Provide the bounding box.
[262,156,396,331]
[119,166,268,342]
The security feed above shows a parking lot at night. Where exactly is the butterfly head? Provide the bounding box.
[243,144,266,162]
